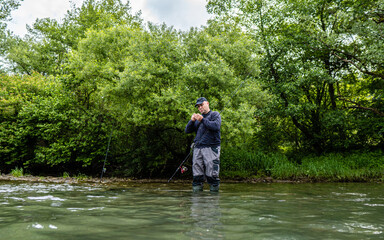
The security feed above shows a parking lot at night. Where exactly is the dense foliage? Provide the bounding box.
[0,0,383,180]
[208,0,384,154]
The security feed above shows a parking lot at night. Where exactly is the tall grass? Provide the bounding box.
[269,155,299,179]
[221,148,384,181]
[300,152,384,181]
[11,167,24,177]
[221,148,274,178]
[300,156,349,180]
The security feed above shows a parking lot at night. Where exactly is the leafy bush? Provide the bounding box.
[11,167,24,177]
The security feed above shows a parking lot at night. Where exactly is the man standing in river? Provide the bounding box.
[185,97,221,192]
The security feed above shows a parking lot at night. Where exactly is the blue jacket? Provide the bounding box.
[185,111,221,148]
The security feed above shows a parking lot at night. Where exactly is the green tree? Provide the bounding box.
[208,0,384,153]
[0,0,21,41]
[0,73,110,174]
[5,0,141,75]
[0,0,22,71]
[65,20,267,176]
[180,22,266,148]
[1,0,268,177]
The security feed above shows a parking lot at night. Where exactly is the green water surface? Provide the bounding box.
[0,181,383,239]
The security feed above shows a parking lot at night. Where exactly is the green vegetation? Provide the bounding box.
[0,0,383,181]
[75,173,88,181]
[11,167,23,177]
[222,150,384,181]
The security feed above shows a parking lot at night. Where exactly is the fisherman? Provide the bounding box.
[185,97,221,192]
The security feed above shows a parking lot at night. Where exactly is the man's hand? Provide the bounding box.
[191,113,203,122]
[191,113,197,121]
[194,114,203,122]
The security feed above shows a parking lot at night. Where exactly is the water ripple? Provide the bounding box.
[27,195,66,201]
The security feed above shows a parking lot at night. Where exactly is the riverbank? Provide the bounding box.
[0,174,159,185]
[1,174,382,185]
[0,173,304,185]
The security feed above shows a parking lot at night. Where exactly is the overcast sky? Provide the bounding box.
[7,0,212,36]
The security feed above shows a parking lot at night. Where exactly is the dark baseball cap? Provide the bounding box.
[195,97,207,107]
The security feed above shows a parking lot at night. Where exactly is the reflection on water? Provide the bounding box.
[0,181,383,239]
[188,192,223,239]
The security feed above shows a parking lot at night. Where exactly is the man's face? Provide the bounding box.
[197,101,210,114]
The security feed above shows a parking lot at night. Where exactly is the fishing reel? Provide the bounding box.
[180,166,188,174]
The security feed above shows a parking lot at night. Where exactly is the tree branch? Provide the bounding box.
[338,97,384,117]
[314,38,384,80]
[331,52,384,79]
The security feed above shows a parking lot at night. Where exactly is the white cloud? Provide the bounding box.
[7,0,85,36]
[138,0,211,30]
[7,0,211,36]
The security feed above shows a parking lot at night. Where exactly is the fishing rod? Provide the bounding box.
[100,128,113,181]
[167,75,250,183]
[167,143,194,183]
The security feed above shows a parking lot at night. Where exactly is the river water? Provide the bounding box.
[0,181,383,239]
